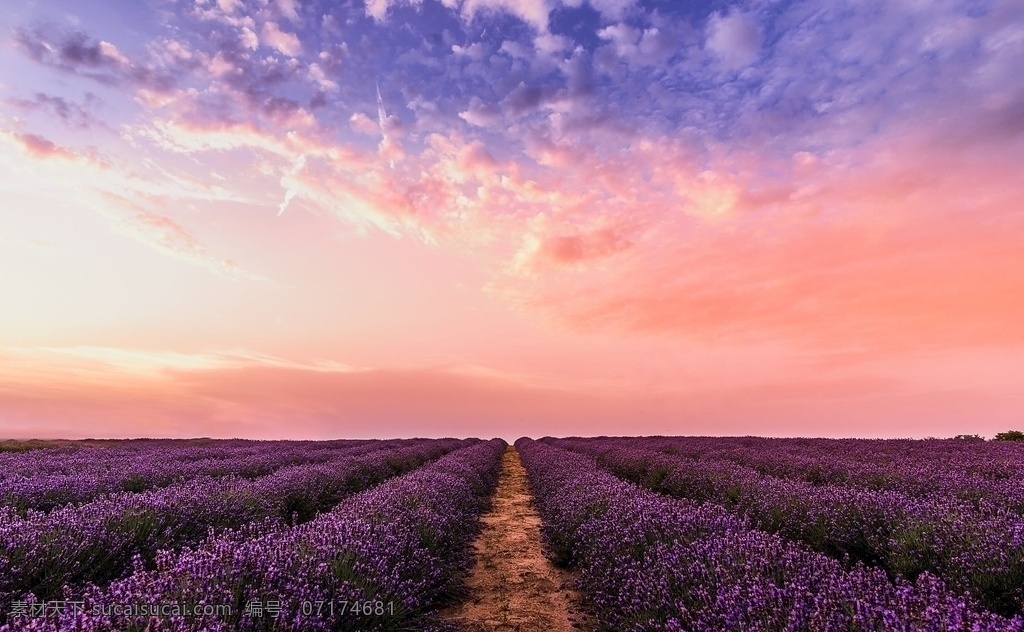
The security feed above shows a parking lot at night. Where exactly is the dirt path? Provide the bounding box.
[441,446,593,631]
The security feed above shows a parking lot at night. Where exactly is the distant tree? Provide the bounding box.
[953,434,984,441]
[994,430,1024,442]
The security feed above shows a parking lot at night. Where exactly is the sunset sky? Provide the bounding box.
[1,0,1023,440]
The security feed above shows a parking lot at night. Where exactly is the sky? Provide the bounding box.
[1,0,1023,441]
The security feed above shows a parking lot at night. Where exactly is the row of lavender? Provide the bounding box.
[630,436,1024,478]
[619,436,1024,514]
[0,440,355,481]
[545,436,1024,618]
[518,438,1024,631]
[4,439,506,631]
[0,439,381,513]
[0,438,471,613]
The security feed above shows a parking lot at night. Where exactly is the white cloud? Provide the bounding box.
[500,40,532,59]
[240,26,259,50]
[452,42,488,59]
[349,112,380,135]
[585,0,637,21]
[97,41,131,67]
[459,96,503,127]
[276,0,300,21]
[309,63,339,92]
[534,32,571,56]
[706,9,762,69]
[597,23,640,57]
[365,0,390,21]
[364,0,425,22]
[261,21,302,57]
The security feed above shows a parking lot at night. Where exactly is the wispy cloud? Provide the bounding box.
[98,193,267,281]
[3,92,108,130]
[8,132,79,160]
[0,125,265,281]
[14,25,176,92]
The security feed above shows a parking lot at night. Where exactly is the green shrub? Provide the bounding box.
[994,430,1024,442]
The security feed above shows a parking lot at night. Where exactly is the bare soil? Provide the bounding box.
[440,446,595,631]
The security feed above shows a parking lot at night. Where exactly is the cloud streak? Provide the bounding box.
[14,26,176,92]
[9,132,79,160]
[99,193,266,281]
[3,92,107,130]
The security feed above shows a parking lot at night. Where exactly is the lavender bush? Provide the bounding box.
[0,438,469,613]
[2,439,505,631]
[552,436,1024,614]
[518,438,1024,631]
[586,436,1024,513]
[0,439,383,513]
[545,437,1024,617]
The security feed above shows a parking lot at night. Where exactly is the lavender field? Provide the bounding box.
[2,437,1023,631]
[524,437,1024,631]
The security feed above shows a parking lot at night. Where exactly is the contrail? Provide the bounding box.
[376,81,395,168]
[277,188,297,217]
[376,81,388,134]
[277,154,306,216]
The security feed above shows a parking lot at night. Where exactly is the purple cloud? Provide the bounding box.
[14,26,176,92]
[3,92,106,130]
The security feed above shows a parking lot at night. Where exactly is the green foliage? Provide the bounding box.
[281,491,318,524]
[994,430,1024,442]
[888,522,941,580]
[121,473,148,492]
[953,434,984,441]
[0,439,64,452]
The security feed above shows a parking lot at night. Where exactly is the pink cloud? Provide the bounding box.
[537,227,632,264]
[461,0,551,32]
[275,0,300,22]
[365,0,393,21]
[459,96,503,127]
[261,21,302,57]
[0,349,636,439]
[114,50,1023,364]
[217,0,241,13]
[240,27,259,50]
[98,193,264,280]
[498,127,1024,354]
[455,140,498,173]
[349,112,380,135]
[3,346,1022,440]
[11,132,78,160]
